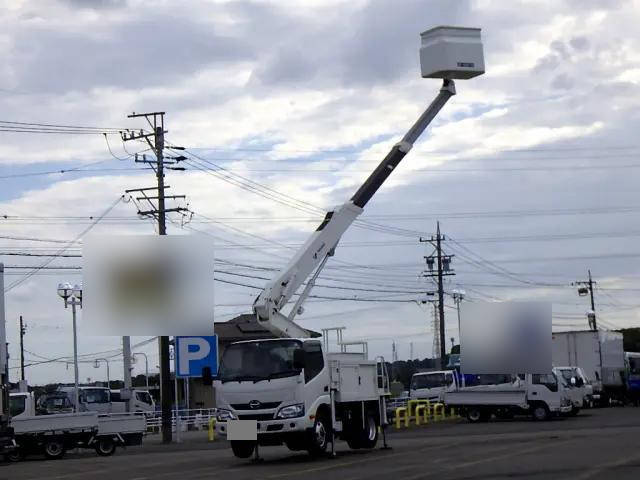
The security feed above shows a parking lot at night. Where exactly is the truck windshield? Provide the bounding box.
[82,388,110,403]
[10,395,26,417]
[411,373,447,389]
[219,340,303,382]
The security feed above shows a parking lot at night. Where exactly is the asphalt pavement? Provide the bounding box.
[3,408,640,480]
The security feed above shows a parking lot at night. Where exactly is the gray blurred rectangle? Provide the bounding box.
[460,301,551,374]
[227,420,257,441]
[83,235,214,336]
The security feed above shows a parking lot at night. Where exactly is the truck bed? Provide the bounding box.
[444,389,527,407]
[97,413,146,435]
[11,412,98,434]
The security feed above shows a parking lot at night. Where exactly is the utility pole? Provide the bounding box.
[123,112,187,443]
[19,315,26,382]
[573,270,597,331]
[420,222,455,369]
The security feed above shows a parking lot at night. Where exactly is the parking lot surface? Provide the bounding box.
[3,408,640,480]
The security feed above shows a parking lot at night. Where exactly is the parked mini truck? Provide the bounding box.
[443,373,572,422]
[8,391,145,461]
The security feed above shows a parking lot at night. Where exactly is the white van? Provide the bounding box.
[409,370,457,401]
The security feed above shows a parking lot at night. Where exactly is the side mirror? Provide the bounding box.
[293,349,305,370]
[570,377,576,386]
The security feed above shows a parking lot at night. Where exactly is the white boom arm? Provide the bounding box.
[253,79,456,338]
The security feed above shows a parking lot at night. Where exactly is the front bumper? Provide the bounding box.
[216,417,309,438]
[559,405,573,414]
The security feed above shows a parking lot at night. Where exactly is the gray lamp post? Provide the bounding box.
[57,282,82,412]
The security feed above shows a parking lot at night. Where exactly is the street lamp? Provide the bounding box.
[452,289,465,344]
[57,282,82,412]
[132,352,149,390]
[93,358,110,388]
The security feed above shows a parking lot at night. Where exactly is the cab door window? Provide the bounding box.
[532,373,558,392]
[303,341,324,383]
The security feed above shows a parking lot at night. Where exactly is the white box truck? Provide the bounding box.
[551,330,625,405]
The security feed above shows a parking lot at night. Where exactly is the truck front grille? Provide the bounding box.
[238,413,275,421]
[231,401,281,410]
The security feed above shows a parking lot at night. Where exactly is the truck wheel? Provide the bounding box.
[307,415,330,456]
[466,407,484,423]
[6,448,25,462]
[44,439,65,459]
[531,404,550,421]
[230,440,256,459]
[358,414,379,449]
[95,438,117,456]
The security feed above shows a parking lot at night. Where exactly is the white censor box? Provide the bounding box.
[227,420,257,441]
[83,235,214,336]
[460,301,552,374]
[420,26,485,79]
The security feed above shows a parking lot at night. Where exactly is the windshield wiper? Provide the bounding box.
[261,369,301,382]
[221,375,264,384]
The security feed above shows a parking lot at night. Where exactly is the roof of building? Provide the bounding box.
[214,313,321,344]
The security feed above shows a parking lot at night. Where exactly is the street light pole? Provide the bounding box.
[133,352,149,389]
[71,300,79,411]
[94,358,110,388]
[58,282,82,413]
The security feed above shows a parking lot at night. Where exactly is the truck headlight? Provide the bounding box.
[216,409,237,421]
[276,404,305,419]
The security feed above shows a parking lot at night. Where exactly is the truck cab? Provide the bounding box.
[553,366,590,413]
[409,370,458,401]
[110,389,155,413]
[215,337,389,458]
[9,392,36,419]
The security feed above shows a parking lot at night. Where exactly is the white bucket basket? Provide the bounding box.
[420,26,485,79]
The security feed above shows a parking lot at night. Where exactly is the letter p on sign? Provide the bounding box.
[175,336,218,378]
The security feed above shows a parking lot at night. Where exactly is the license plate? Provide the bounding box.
[227,420,257,441]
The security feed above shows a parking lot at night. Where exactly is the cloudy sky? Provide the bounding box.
[2,0,640,385]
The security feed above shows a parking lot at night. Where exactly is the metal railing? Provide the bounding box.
[144,408,217,434]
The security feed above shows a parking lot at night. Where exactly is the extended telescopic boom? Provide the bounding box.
[253,26,485,339]
[252,80,456,338]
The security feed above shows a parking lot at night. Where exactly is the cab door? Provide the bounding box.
[528,373,560,410]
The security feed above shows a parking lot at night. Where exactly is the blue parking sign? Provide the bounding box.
[175,336,218,378]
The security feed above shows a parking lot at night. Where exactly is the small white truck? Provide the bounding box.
[409,370,458,401]
[8,391,145,461]
[443,373,572,422]
[215,335,389,458]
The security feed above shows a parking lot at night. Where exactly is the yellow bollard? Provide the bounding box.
[395,407,409,429]
[208,417,216,441]
[415,404,428,425]
[433,403,445,421]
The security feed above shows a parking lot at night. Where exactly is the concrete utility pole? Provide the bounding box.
[123,112,187,443]
[574,270,597,331]
[420,223,455,369]
[19,315,26,381]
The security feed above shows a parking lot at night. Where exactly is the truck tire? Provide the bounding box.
[95,438,117,456]
[346,413,379,449]
[43,439,65,459]
[5,447,25,462]
[230,440,256,459]
[531,403,550,421]
[466,407,489,423]
[307,415,330,457]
